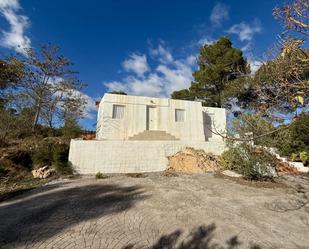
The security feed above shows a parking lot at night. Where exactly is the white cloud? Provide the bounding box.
[122,53,149,77]
[0,0,31,55]
[248,59,263,75]
[65,90,96,119]
[227,19,262,42]
[105,44,194,97]
[197,37,214,46]
[80,92,97,119]
[149,44,174,64]
[210,3,229,27]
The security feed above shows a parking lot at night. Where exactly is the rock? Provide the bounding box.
[221,170,243,178]
[289,162,309,173]
[275,161,299,176]
[32,166,55,179]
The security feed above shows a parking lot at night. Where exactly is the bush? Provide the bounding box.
[95,172,108,179]
[291,153,300,162]
[220,144,277,180]
[60,120,82,139]
[275,114,309,156]
[300,151,309,166]
[31,142,54,167]
[52,143,72,174]
[31,141,72,174]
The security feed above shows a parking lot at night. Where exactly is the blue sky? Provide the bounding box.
[0,0,284,129]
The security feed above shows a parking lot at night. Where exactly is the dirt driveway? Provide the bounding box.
[0,173,308,249]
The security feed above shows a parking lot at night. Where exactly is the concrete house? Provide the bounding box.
[69,93,227,174]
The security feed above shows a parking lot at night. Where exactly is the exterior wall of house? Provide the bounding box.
[202,107,227,141]
[96,94,226,141]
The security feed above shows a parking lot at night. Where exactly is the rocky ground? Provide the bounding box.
[0,173,308,249]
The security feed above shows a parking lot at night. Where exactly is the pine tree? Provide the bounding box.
[172,37,250,107]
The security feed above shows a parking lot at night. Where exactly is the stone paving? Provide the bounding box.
[0,174,309,249]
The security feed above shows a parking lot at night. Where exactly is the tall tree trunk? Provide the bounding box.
[32,100,41,130]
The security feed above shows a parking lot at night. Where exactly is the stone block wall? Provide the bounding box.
[69,139,226,174]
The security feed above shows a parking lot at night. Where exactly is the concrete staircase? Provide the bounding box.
[128,130,179,140]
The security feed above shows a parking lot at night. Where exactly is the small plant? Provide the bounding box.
[52,143,71,174]
[220,144,277,180]
[95,172,108,179]
[300,151,308,166]
[291,153,300,162]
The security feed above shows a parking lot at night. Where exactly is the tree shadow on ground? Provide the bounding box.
[124,223,261,249]
[0,182,147,247]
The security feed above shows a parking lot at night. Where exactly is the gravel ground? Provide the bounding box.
[0,173,308,249]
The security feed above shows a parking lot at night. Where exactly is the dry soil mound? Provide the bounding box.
[167,147,221,173]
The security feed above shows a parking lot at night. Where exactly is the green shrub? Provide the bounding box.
[31,142,54,167]
[291,153,300,162]
[275,114,309,156]
[52,143,72,174]
[31,141,72,174]
[300,151,309,166]
[220,144,277,180]
[60,120,82,139]
[95,172,108,179]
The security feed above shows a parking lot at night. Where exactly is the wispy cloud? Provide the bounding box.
[226,19,262,42]
[0,0,31,55]
[122,53,149,77]
[210,3,229,27]
[105,43,195,97]
[149,44,174,64]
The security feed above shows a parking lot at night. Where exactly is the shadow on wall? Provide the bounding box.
[124,223,262,249]
[0,183,147,247]
[203,112,213,141]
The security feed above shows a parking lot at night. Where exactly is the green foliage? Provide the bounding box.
[171,37,250,107]
[171,89,192,100]
[275,114,309,156]
[31,141,71,174]
[231,113,276,146]
[291,153,300,162]
[0,57,24,97]
[95,172,108,179]
[60,119,82,139]
[31,142,54,167]
[253,42,309,114]
[299,151,309,165]
[220,144,277,179]
[52,144,71,174]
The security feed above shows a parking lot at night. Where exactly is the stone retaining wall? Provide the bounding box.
[69,139,225,174]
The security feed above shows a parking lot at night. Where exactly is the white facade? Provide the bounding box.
[96,93,226,142]
[69,93,227,174]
